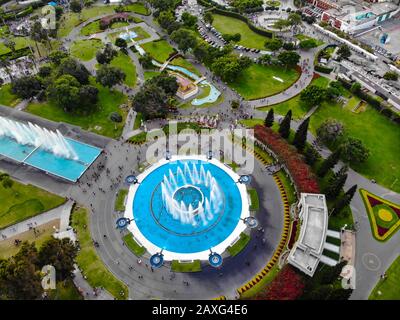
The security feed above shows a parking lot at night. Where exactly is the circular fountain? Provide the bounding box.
[124,155,250,261]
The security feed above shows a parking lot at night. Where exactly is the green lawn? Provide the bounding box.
[258,76,331,119]
[123,233,146,256]
[0,178,66,229]
[71,206,128,299]
[212,14,271,50]
[48,279,83,300]
[123,3,150,15]
[239,118,264,128]
[296,34,324,46]
[0,84,20,107]
[27,78,127,138]
[115,189,128,211]
[344,96,361,112]
[141,40,175,63]
[309,91,400,193]
[70,39,104,61]
[58,5,118,38]
[369,255,400,300]
[171,260,202,272]
[170,57,201,77]
[229,63,300,100]
[248,189,260,211]
[80,20,129,36]
[144,71,160,80]
[0,36,32,55]
[110,52,137,87]
[134,112,143,129]
[227,232,250,257]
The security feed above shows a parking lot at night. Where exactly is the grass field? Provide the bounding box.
[258,76,331,119]
[227,232,250,257]
[0,220,59,259]
[48,279,83,300]
[229,64,300,100]
[123,233,146,256]
[71,206,128,299]
[296,34,324,47]
[170,57,201,77]
[0,178,65,229]
[141,40,175,63]
[115,189,128,211]
[80,20,129,36]
[309,93,400,193]
[171,260,202,272]
[110,52,137,87]
[369,255,400,300]
[248,189,260,211]
[212,14,271,50]
[123,3,150,15]
[58,6,118,38]
[0,84,20,107]
[70,39,104,61]
[26,78,127,138]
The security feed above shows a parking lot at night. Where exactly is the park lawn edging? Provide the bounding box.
[248,189,260,211]
[115,189,128,212]
[71,206,129,299]
[123,233,146,256]
[171,260,202,272]
[227,232,251,257]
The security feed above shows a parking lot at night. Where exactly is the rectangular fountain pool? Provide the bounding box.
[0,136,101,182]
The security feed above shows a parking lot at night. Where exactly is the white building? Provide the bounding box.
[287,193,328,277]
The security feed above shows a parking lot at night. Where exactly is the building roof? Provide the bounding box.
[288,193,328,276]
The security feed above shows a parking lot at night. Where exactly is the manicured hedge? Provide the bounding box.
[315,64,333,74]
[211,8,274,39]
[0,47,31,61]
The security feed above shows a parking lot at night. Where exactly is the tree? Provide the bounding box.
[148,72,178,96]
[11,76,42,99]
[181,12,197,28]
[339,137,369,164]
[317,149,341,177]
[258,54,271,65]
[96,65,126,88]
[316,119,344,145]
[232,0,263,12]
[324,165,348,199]
[293,117,310,151]
[383,71,398,81]
[170,28,197,53]
[38,238,77,281]
[272,19,291,31]
[278,51,300,69]
[115,37,127,49]
[157,10,179,33]
[203,11,213,24]
[231,100,239,109]
[139,53,154,69]
[300,85,326,106]
[0,243,43,300]
[337,45,351,60]
[132,83,168,120]
[326,85,341,100]
[79,85,99,111]
[332,185,357,215]
[96,43,117,65]
[30,21,48,57]
[279,109,292,139]
[304,146,320,166]
[264,108,274,127]
[265,38,283,51]
[288,12,302,26]
[350,82,361,93]
[47,75,81,112]
[38,65,52,78]
[58,58,90,84]
[70,0,82,14]
[149,0,176,11]
[1,176,14,189]
[49,51,69,65]
[211,55,250,82]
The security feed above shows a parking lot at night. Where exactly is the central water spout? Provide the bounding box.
[161,163,223,226]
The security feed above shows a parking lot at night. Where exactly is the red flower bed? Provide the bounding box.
[312,72,320,80]
[255,265,305,300]
[254,125,320,194]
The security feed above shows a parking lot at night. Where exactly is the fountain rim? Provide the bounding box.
[123,155,251,261]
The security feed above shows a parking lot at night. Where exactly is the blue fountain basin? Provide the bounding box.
[131,159,243,254]
[0,136,101,182]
